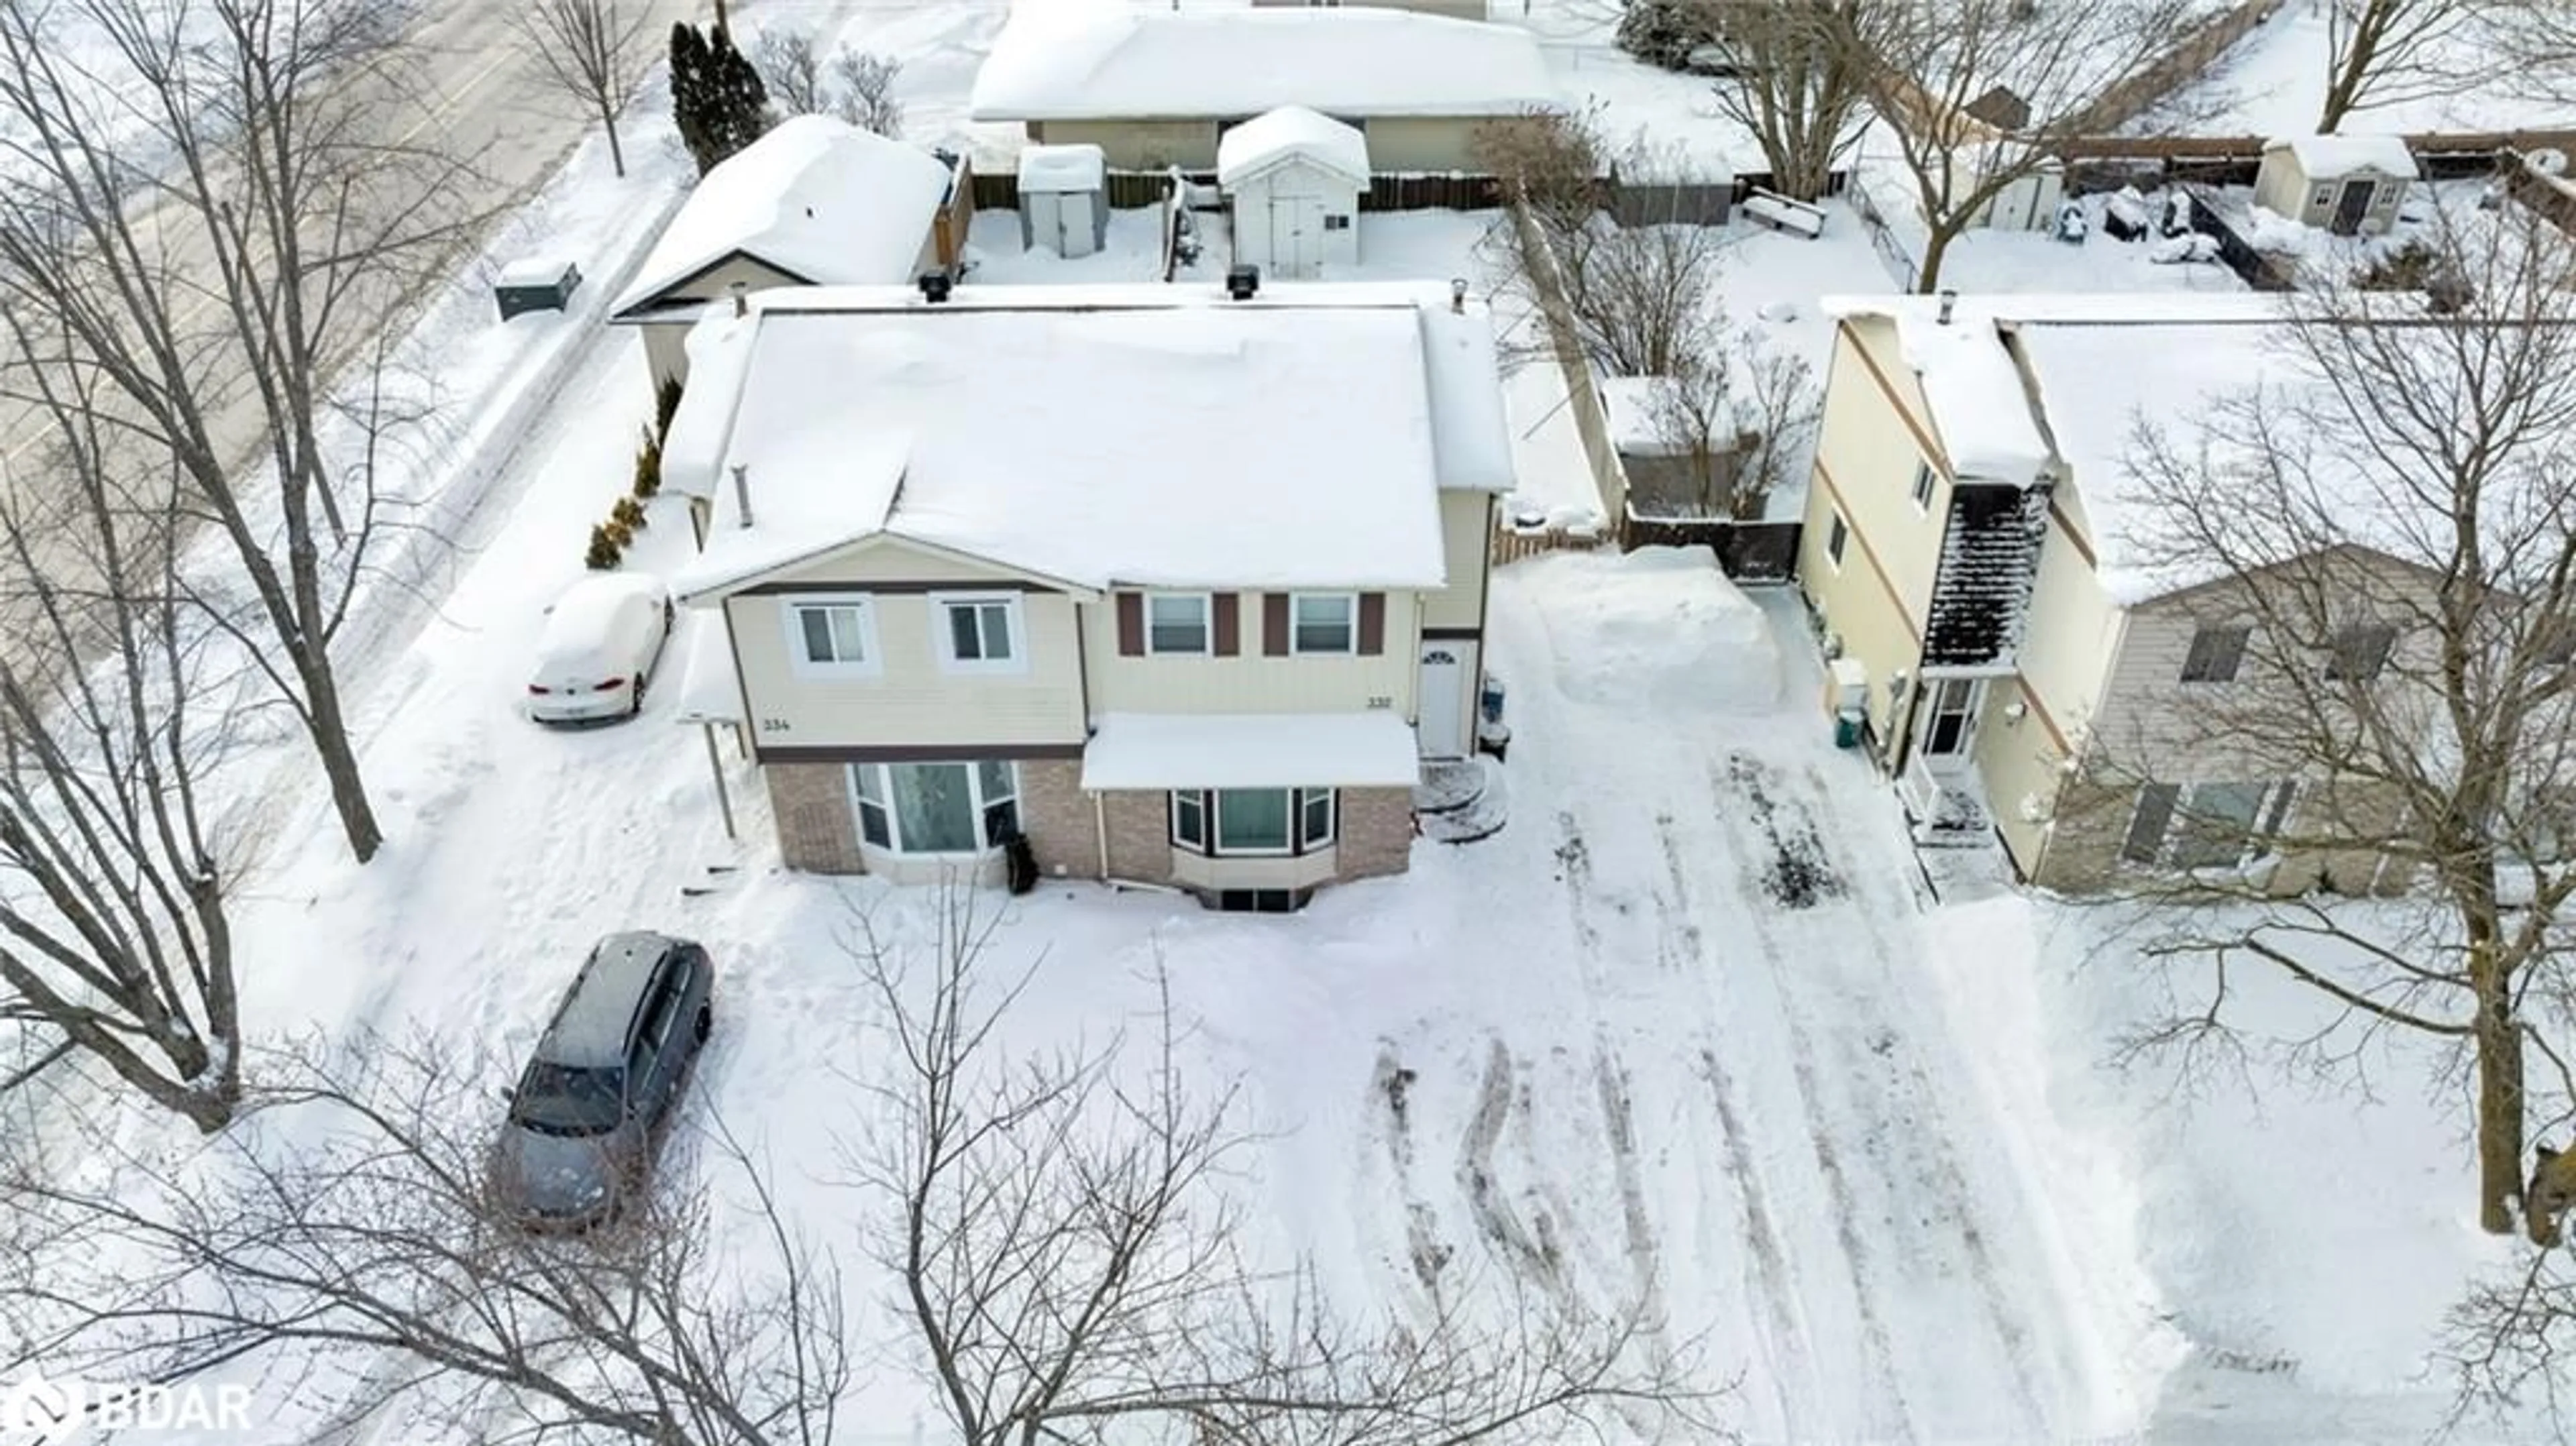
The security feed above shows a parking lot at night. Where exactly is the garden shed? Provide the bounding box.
[1016,143,1108,258]
[2255,134,2418,237]
[1218,105,1367,280]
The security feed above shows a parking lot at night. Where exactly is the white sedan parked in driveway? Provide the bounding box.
[527,573,673,724]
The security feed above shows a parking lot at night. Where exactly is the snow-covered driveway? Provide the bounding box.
[1305,550,2141,1443]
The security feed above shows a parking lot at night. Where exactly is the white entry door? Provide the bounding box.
[1915,677,1983,774]
[1417,645,1466,758]
[1269,196,1322,278]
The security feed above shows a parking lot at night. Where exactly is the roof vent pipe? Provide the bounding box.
[731,463,754,529]
[1450,277,1468,313]
[1225,264,1260,300]
[1937,289,1957,325]
[918,270,953,303]
[729,280,748,319]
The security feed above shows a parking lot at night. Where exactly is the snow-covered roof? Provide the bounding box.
[1821,296,2051,486]
[1081,712,1421,791]
[969,2,1559,122]
[1016,142,1105,192]
[668,281,1518,601]
[2267,133,2421,182]
[497,256,577,286]
[1218,106,1370,189]
[612,117,954,318]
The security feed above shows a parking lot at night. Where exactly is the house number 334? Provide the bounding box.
[760,718,792,733]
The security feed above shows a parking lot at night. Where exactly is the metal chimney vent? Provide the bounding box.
[1224,264,1260,300]
[731,463,754,529]
[1450,277,1468,313]
[918,270,953,303]
[1937,290,1958,325]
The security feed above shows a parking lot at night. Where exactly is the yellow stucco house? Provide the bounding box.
[657,278,1511,911]
[1798,291,2436,893]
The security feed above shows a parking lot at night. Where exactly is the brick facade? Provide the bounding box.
[765,763,865,874]
[1015,759,1102,883]
[1099,789,1178,885]
[1336,786,1416,880]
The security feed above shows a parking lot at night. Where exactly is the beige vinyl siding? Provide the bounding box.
[1083,591,1419,716]
[729,589,1085,746]
[1423,490,1492,631]
[1030,119,1222,168]
[1030,114,1501,172]
[1799,321,1943,740]
[1974,506,2123,880]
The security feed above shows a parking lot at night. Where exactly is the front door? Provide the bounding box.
[1417,646,1465,758]
[1916,677,1982,773]
[2330,178,2373,236]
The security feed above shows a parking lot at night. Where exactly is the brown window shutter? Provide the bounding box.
[1263,593,1289,657]
[1357,592,1386,655]
[1212,593,1240,656]
[1116,592,1143,656]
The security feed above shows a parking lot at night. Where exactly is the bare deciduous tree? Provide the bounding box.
[0,0,489,865]
[2084,209,2576,1243]
[0,320,240,1132]
[1,1032,849,1444]
[2475,0,2576,108]
[1644,329,1819,520]
[847,889,1715,1446]
[2318,0,2475,131]
[517,0,655,178]
[754,30,902,140]
[1855,0,2189,292]
[1695,0,1872,202]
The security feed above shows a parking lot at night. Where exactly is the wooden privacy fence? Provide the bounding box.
[1621,513,1804,583]
[1491,521,1609,567]
[2183,190,2294,292]
[970,168,1503,213]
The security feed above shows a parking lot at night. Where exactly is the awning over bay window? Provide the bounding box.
[1080,712,1420,791]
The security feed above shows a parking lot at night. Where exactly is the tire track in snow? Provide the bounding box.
[1371,1045,1457,1300]
[1715,750,2053,1438]
[1456,1037,1570,1306]
[1652,809,1815,1437]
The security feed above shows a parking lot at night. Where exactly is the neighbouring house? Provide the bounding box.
[608,116,969,390]
[1252,0,1491,18]
[2254,133,2419,237]
[966,2,1558,172]
[1016,143,1110,258]
[1218,107,1368,279]
[658,277,1515,909]
[1797,290,2443,893]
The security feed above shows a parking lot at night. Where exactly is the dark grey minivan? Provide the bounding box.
[492,931,714,1229]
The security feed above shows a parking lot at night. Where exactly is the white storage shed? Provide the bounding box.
[2255,134,2419,237]
[1017,143,1110,258]
[1218,106,1368,280]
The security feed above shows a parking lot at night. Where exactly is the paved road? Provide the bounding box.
[0,0,700,476]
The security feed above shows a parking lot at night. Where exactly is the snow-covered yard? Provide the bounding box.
[2147,2,2565,137]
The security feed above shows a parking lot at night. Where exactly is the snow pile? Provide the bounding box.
[1217,106,1371,189]
[969,1,1559,121]
[1016,142,1104,192]
[2273,133,2421,182]
[610,116,953,316]
[1527,547,1780,714]
[2241,204,2312,254]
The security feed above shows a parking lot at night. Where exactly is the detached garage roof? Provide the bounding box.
[1219,106,1371,188]
[612,117,955,318]
[969,3,1560,122]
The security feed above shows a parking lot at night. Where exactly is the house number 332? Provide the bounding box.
[1365,696,1393,710]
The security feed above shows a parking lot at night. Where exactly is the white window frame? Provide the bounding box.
[2180,622,2251,684]
[847,760,1022,856]
[1289,593,1358,656]
[2121,778,2296,873]
[1171,787,1336,856]
[1909,460,1937,513]
[1146,592,1213,656]
[1825,509,1849,571]
[930,593,1028,676]
[784,595,881,679]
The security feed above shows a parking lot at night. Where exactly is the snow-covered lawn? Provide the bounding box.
[2147,3,2563,137]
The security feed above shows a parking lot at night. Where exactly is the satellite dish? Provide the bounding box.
[2532,148,2569,177]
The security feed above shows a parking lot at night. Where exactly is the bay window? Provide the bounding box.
[849,761,1021,854]
[1171,787,1336,856]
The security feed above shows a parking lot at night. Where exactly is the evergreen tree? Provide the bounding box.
[669,21,720,174]
[705,20,770,165]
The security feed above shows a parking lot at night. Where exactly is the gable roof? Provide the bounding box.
[967,2,1559,122]
[667,282,1517,602]
[1218,106,1371,189]
[2267,133,2420,182]
[610,117,955,319]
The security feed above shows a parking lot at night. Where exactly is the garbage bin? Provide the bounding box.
[1480,674,1507,728]
[1000,830,1038,895]
[1833,708,1863,750]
